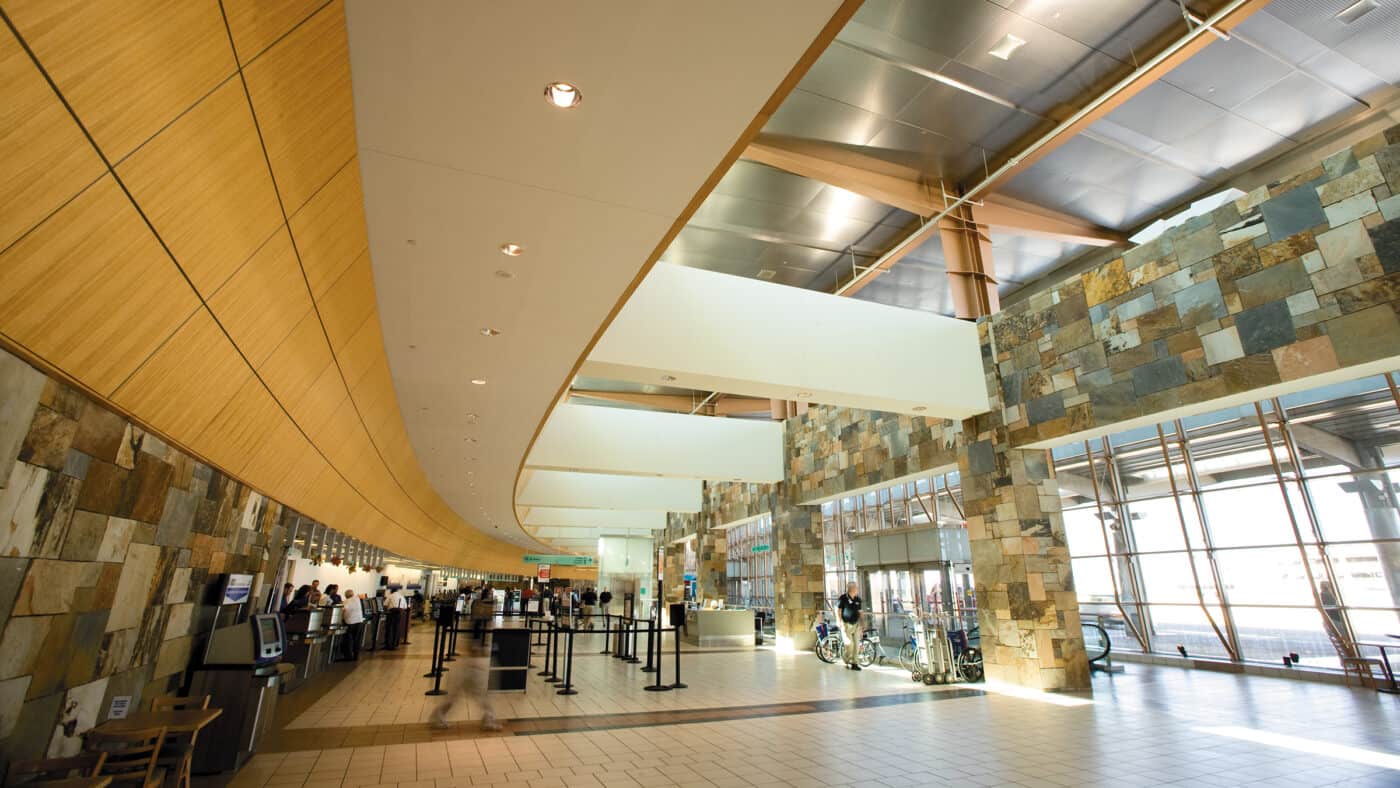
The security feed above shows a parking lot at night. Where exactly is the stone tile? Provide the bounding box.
[154,487,198,547]
[13,559,101,616]
[48,675,109,757]
[58,511,107,561]
[1131,357,1187,397]
[1082,259,1130,306]
[1261,185,1327,241]
[1302,249,1326,273]
[0,674,31,738]
[0,556,27,633]
[1025,393,1065,425]
[1200,326,1244,367]
[1285,290,1320,316]
[1136,304,1181,342]
[62,450,90,481]
[1311,257,1364,295]
[1377,144,1400,189]
[75,460,128,516]
[1062,342,1107,374]
[1370,217,1400,275]
[1332,270,1400,315]
[1257,232,1317,268]
[1173,279,1228,326]
[1113,291,1156,322]
[1323,191,1378,227]
[64,610,110,688]
[1,463,49,557]
[165,567,191,605]
[1220,353,1282,393]
[1123,236,1171,270]
[118,453,173,524]
[966,440,995,476]
[96,517,138,563]
[1315,156,1384,204]
[1272,335,1340,381]
[1326,304,1400,367]
[0,614,51,679]
[1318,220,1377,270]
[18,407,78,472]
[1234,300,1296,356]
[1173,225,1222,267]
[70,406,126,464]
[30,472,80,559]
[1237,259,1311,310]
[10,690,62,757]
[0,352,47,484]
[1215,242,1263,281]
[1220,214,1267,248]
[1051,318,1093,354]
[105,542,160,632]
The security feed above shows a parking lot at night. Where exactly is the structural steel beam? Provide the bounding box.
[568,389,772,416]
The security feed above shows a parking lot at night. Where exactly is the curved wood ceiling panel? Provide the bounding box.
[0,0,550,572]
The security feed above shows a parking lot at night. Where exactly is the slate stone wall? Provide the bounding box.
[0,348,299,765]
[993,125,1400,447]
[786,406,963,502]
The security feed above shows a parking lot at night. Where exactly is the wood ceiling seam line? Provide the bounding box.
[2,7,488,567]
[507,0,868,550]
[220,0,335,72]
[0,169,105,261]
[213,5,494,549]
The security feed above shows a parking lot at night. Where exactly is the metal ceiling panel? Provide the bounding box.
[711,159,825,208]
[805,185,915,228]
[851,0,1003,61]
[1167,112,1289,174]
[1160,36,1293,109]
[997,0,1159,57]
[796,41,932,118]
[1100,79,1230,146]
[895,79,1036,149]
[864,121,988,184]
[1232,71,1362,140]
[1299,48,1389,98]
[764,89,886,146]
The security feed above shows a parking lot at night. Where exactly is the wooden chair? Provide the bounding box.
[4,752,107,783]
[1325,623,1387,689]
[147,696,210,788]
[85,726,167,788]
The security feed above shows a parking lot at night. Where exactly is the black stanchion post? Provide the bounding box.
[626,617,641,664]
[546,621,562,683]
[447,611,459,658]
[670,624,687,689]
[600,614,611,655]
[642,615,657,673]
[557,626,578,696]
[526,620,537,669]
[425,620,447,696]
[423,617,442,678]
[537,620,553,677]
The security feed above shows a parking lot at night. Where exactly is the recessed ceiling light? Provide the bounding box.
[1337,0,1378,24]
[660,375,676,382]
[913,406,928,413]
[988,33,1026,60]
[406,239,417,246]
[499,243,524,257]
[479,328,501,337]
[796,392,812,399]
[494,270,514,279]
[471,379,487,385]
[544,81,582,109]
[465,413,478,422]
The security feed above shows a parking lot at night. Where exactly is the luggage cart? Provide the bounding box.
[911,612,957,685]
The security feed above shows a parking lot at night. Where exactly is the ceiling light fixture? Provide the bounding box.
[544,81,583,109]
[1336,0,1378,24]
[479,328,501,337]
[499,243,524,257]
[913,406,928,412]
[988,33,1026,60]
[471,379,487,385]
[796,392,812,399]
[660,375,676,382]
[494,269,514,279]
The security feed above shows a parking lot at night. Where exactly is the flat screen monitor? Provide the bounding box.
[250,613,284,663]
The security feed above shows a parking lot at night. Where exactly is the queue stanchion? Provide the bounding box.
[444,612,457,662]
[537,619,554,678]
[545,621,562,683]
[526,619,538,669]
[642,614,658,673]
[423,615,443,678]
[670,624,687,689]
[425,616,448,696]
[644,616,670,692]
[557,626,578,696]
[626,617,641,664]
[600,614,612,655]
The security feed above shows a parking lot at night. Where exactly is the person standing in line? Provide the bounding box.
[283,585,312,618]
[278,582,295,613]
[838,582,864,671]
[581,587,598,629]
[384,586,403,649]
[324,584,342,606]
[341,589,364,661]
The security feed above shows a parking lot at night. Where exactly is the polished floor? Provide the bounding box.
[207,622,1400,788]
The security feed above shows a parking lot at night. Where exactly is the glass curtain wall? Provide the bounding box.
[819,474,965,605]
[724,515,774,612]
[1055,373,1400,670]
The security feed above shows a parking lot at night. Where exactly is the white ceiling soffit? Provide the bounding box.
[522,508,665,530]
[582,263,991,418]
[529,526,663,540]
[518,471,702,513]
[528,402,784,482]
[344,0,846,548]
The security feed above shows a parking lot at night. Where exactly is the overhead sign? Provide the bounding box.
[523,554,595,566]
[751,544,771,554]
[537,564,551,581]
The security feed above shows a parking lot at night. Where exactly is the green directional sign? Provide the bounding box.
[523,554,595,567]
[750,544,771,554]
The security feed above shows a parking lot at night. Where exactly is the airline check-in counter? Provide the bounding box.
[280,607,327,693]
[191,613,291,773]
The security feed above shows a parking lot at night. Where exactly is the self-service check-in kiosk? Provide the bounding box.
[191,609,292,773]
[280,607,326,693]
[321,604,345,666]
[361,597,382,652]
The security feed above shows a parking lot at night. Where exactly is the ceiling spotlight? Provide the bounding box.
[544,81,583,109]
[471,379,487,385]
[913,406,928,413]
[796,392,812,399]
[479,328,501,337]
[499,243,524,257]
[494,270,514,279]
[988,33,1026,60]
[660,375,676,382]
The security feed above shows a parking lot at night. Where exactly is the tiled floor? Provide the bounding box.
[204,623,1400,788]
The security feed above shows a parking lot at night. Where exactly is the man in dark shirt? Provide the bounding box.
[581,588,598,629]
[837,582,864,671]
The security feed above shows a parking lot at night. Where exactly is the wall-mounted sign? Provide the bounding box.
[537,564,551,581]
[108,696,132,720]
[221,573,254,605]
[750,544,771,554]
[523,554,595,566]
